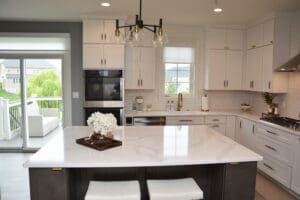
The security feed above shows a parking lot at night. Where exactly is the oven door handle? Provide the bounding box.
[120,77,124,102]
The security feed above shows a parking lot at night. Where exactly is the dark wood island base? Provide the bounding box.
[29,161,257,200]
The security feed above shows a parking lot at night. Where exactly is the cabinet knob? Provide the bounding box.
[252,45,256,49]
[104,34,107,40]
[101,59,103,65]
[268,81,271,89]
[270,40,273,44]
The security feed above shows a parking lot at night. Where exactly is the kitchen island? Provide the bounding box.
[24,125,262,200]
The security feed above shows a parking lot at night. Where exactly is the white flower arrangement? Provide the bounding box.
[87,112,117,136]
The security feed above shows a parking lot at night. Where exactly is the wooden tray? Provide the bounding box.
[76,136,122,151]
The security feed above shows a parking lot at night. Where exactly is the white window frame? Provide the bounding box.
[162,46,195,98]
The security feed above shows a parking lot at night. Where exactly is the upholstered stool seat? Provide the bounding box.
[147,178,203,200]
[85,180,140,200]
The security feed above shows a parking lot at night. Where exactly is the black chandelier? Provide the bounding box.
[115,0,167,46]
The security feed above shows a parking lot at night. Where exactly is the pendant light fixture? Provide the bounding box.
[115,0,167,47]
[213,0,223,13]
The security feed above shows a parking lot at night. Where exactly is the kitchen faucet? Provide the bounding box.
[177,93,183,111]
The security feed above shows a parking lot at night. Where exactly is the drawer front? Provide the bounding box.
[166,116,204,125]
[255,124,292,144]
[205,116,227,124]
[256,134,293,164]
[258,155,292,188]
[208,124,226,135]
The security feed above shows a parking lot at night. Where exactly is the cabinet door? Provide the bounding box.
[239,118,256,151]
[263,19,274,46]
[103,45,124,69]
[125,47,140,89]
[262,45,273,92]
[104,20,124,43]
[226,29,243,50]
[206,50,226,90]
[226,51,243,90]
[226,116,236,140]
[83,44,103,69]
[140,47,156,89]
[247,24,263,49]
[207,28,226,49]
[292,136,300,195]
[245,48,263,91]
[83,20,103,43]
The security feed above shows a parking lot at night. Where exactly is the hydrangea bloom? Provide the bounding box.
[87,112,117,136]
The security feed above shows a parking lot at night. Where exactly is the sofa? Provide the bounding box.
[27,101,59,137]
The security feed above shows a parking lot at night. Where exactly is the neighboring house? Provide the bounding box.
[0,59,58,94]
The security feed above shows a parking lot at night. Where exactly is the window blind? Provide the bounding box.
[0,34,70,51]
[163,47,194,63]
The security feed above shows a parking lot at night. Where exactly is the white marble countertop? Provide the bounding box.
[125,110,300,136]
[24,125,262,168]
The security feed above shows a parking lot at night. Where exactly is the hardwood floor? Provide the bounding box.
[0,154,297,200]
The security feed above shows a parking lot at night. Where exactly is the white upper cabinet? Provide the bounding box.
[246,24,263,49]
[226,51,243,90]
[83,19,124,44]
[82,19,125,69]
[125,47,156,90]
[207,28,243,50]
[205,49,243,90]
[245,15,290,92]
[207,29,226,49]
[83,44,103,69]
[205,27,243,90]
[245,48,263,91]
[263,19,275,46]
[206,50,227,90]
[226,29,243,50]
[83,44,124,70]
[83,20,103,43]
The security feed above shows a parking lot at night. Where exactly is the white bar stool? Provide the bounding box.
[147,178,204,200]
[85,180,140,200]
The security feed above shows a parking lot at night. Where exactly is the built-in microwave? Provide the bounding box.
[84,70,124,108]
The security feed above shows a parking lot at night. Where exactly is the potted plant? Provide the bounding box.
[263,92,276,114]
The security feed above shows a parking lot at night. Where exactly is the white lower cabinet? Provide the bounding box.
[166,115,229,136]
[257,156,292,188]
[292,135,300,195]
[236,117,256,151]
[166,116,204,125]
[225,116,236,140]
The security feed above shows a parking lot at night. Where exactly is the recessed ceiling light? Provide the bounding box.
[214,7,223,13]
[101,2,111,7]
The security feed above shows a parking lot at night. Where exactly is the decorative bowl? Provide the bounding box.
[240,105,251,111]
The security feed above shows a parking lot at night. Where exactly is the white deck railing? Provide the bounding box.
[0,97,62,140]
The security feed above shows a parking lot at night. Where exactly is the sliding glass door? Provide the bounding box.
[0,57,63,150]
[0,59,23,148]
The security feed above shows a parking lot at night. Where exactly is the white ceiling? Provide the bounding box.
[0,0,300,25]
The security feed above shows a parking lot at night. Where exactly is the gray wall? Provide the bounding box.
[0,21,84,125]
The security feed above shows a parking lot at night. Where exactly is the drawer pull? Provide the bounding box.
[267,130,277,136]
[212,119,220,122]
[265,145,277,152]
[179,120,193,122]
[211,125,220,128]
[263,163,274,171]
